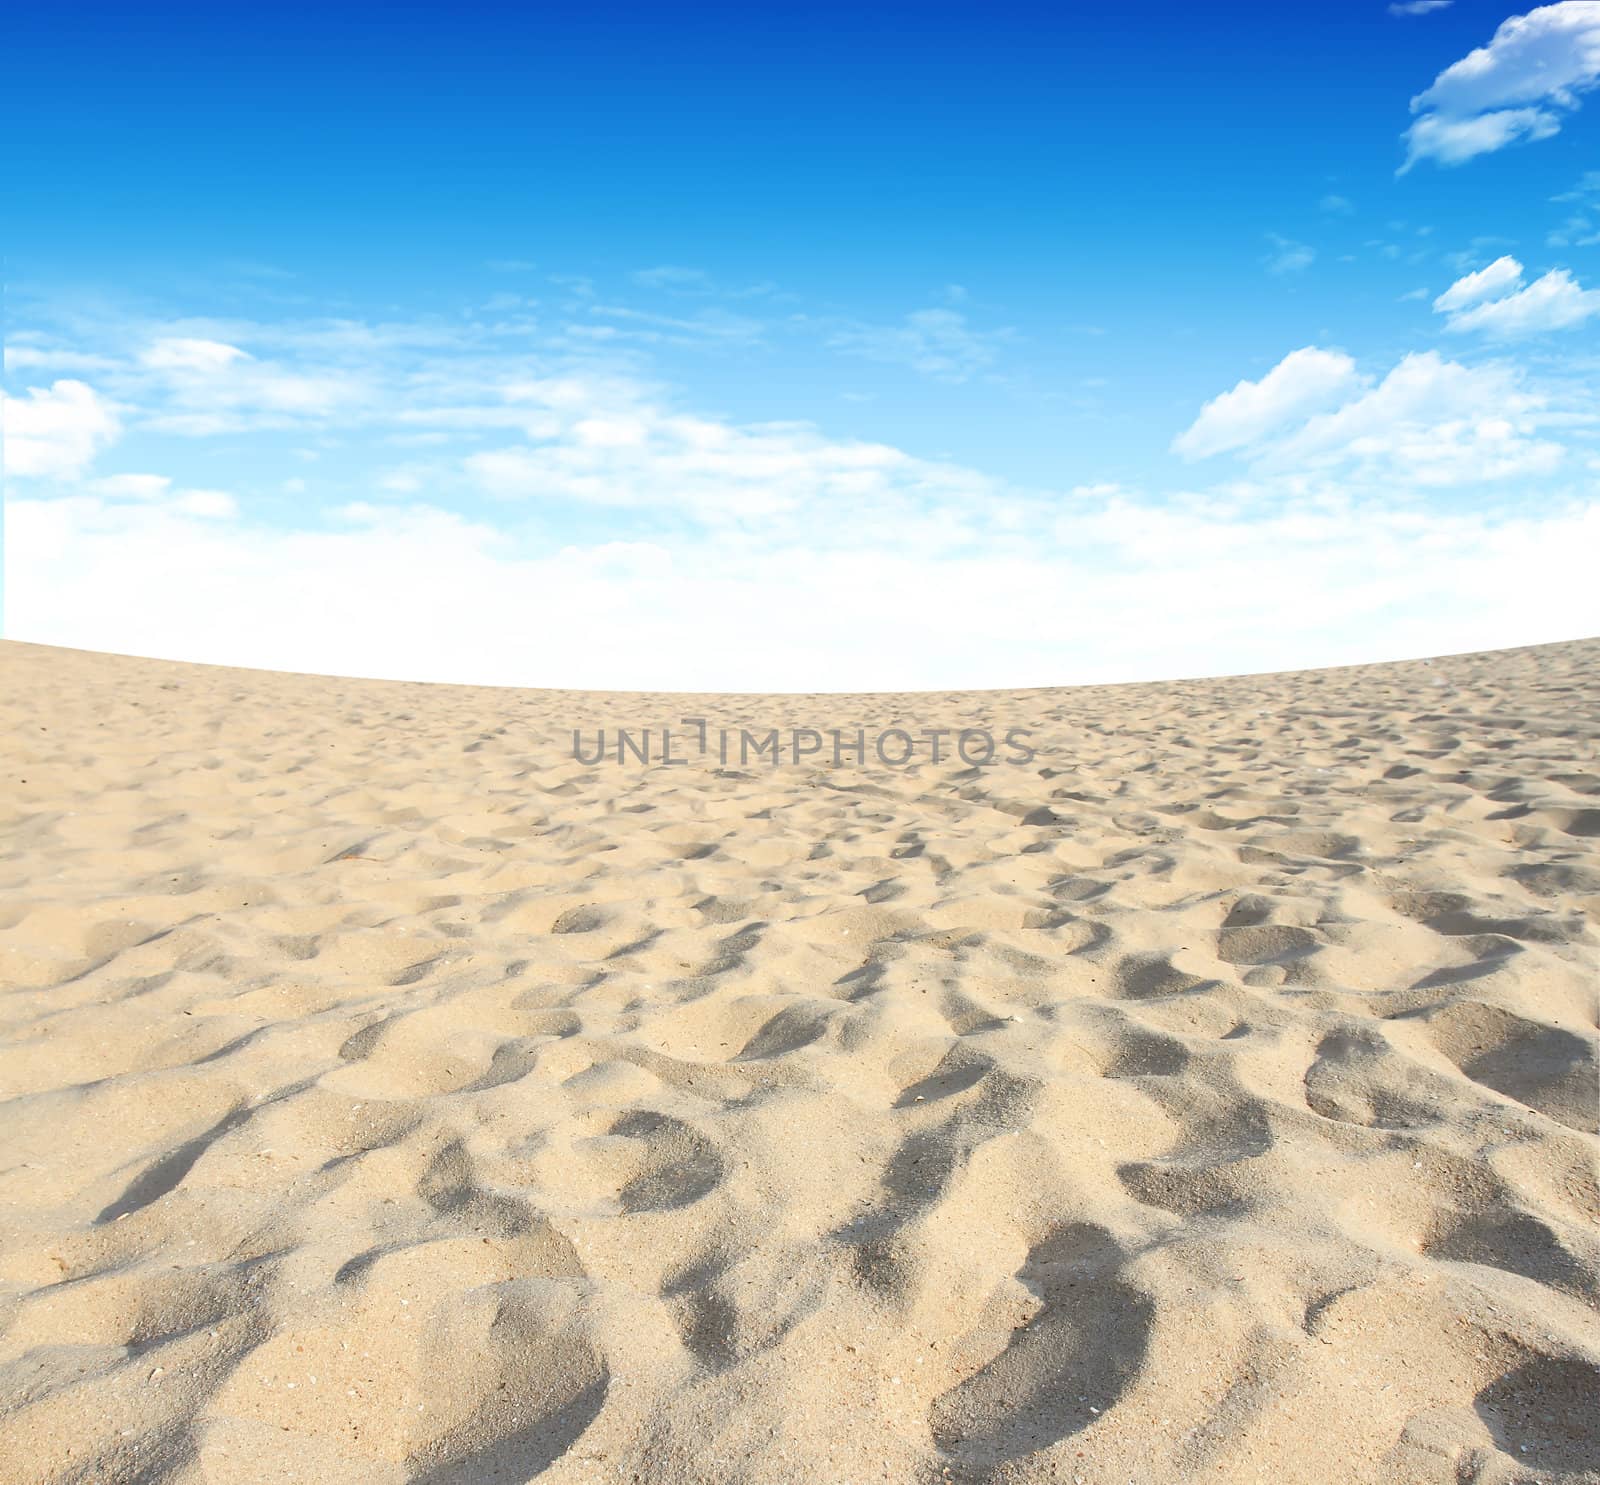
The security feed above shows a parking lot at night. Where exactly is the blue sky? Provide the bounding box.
[4,0,1599,688]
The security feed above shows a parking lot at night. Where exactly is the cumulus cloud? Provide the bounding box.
[1445,271,1600,337]
[1263,353,1565,485]
[2,380,122,478]
[1402,2,1600,170]
[1173,349,1365,459]
[1433,258,1600,336]
[1177,347,1568,486]
[1432,256,1526,313]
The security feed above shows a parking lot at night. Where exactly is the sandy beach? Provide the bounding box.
[1,636,1596,1484]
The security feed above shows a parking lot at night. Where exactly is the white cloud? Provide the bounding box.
[1403,2,1600,169]
[10,486,1598,691]
[88,471,237,518]
[93,473,175,500]
[1550,171,1600,246]
[1548,219,1600,248]
[1178,348,1569,487]
[4,344,122,375]
[1173,348,1365,459]
[1439,267,1600,337]
[461,384,979,537]
[1263,352,1564,485]
[134,334,374,433]
[580,303,765,347]
[1390,0,1452,13]
[141,337,253,373]
[170,490,238,519]
[1433,256,1526,313]
[2,380,122,479]
[8,295,1595,692]
[826,308,1010,382]
[1402,107,1562,169]
[630,265,715,293]
[1264,234,1315,274]
[1555,170,1600,202]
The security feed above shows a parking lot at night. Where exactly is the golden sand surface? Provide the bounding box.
[1,637,1596,1484]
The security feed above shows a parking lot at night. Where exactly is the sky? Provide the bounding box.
[4,0,1599,690]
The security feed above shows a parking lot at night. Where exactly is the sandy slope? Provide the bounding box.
[0,637,1596,1485]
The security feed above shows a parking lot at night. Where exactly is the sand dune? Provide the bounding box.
[0,637,1596,1484]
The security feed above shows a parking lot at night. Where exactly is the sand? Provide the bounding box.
[0,636,1596,1485]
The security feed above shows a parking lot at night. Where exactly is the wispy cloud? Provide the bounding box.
[4,342,123,375]
[1401,2,1600,171]
[1264,234,1315,274]
[579,303,767,348]
[826,307,1013,383]
[1554,172,1600,203]
[135,334,376,434]
[1388,1,1452,15]
[630,265,716,294]
[223,260,296,282]
[1549,171,1600,246]
[141,337,253,373]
